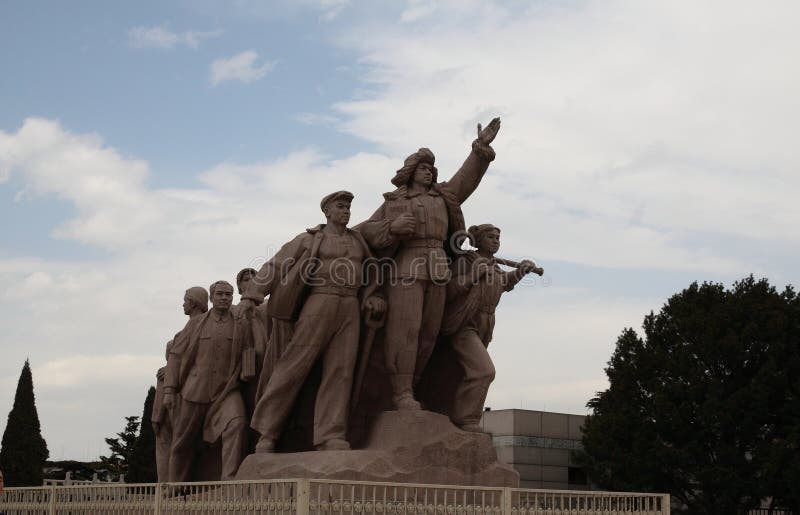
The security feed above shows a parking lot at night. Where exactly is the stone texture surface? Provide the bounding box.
[236,410,519,487]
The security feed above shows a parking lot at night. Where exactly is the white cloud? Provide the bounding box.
[36,355,162,388]
[0,118,158,249]
[210,50,276,86]
[127,25,223,49]
[486,292,656,414]
[330,0,800,270]
[295,112,341,126]
[400,0,437,23]
[202,0,351,22]
[318,0,351,21]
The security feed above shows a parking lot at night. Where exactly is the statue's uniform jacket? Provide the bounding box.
[231,300,270,424]
[167,309,248,481]
[158,315,204,481]
[442,252,522,426]
[356,140,495,396]
[244,224,380,447]
[152,363,171,481]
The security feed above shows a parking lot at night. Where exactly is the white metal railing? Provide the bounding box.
[43,470,126,486]
[0,478,670,514]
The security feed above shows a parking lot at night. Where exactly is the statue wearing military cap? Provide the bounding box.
[240,191,385,452]
[356,117,502,411]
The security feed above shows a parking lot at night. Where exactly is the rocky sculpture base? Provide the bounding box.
[236,410,519,487]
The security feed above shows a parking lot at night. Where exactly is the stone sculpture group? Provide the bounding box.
[150,118,543,485]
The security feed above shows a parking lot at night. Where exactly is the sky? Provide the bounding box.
[1,0,799,461]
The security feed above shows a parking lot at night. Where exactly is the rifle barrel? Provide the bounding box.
[494,257,544,276]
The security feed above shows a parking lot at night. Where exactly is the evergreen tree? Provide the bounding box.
[99,416,140,481]
[575,277,799,515]
[0,359,49,486]
[127,387,157,483]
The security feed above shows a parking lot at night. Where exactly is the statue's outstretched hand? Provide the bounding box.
[477,117,501,145]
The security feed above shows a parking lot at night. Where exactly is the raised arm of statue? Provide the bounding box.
[441,117,501,204]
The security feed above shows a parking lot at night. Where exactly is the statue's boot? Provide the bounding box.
[390,374,421,410]
[315,438,350,451]
[255,436,276,453]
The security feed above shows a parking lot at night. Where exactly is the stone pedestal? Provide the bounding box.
[236,410,519,487]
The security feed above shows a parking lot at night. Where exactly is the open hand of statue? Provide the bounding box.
[390,213,416,236]
[477,117,501,145]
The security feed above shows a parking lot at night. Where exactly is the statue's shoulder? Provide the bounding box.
[381,188,413,220]
[382,186,408,201]
[282,228,318,250]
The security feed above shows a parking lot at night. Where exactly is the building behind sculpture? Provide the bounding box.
[480,409,589,490]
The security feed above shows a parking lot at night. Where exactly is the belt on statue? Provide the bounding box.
[404,238,444,248]
[311,285,359,297]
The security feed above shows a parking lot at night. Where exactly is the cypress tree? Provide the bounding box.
[0,359,50,486]
[127,386,157,482]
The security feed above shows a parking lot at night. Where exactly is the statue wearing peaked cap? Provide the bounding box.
[239,190,385,452]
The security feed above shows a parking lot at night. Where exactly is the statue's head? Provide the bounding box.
[183,286,209,315]
[320,190,354,226]
[236,268,257,295]
[468,224,501,254]
[392,148,437,188]
[209,280,234,312]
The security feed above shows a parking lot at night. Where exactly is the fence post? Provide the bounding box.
[48,483,56,515]
[154,483,163,515]
[662,494,670,515]
[501,487,513,515]
[296,479,310,515]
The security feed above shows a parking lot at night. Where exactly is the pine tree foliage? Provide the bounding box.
[0,359,50,486]
[99,416,140,481]
[575,276,800,515]
[127,386,157,483]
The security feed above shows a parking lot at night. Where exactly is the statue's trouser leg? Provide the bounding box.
[449,329,495,426]
[385,280,446,398]
[243,357,262,454]
[313,297,360,447]
[220,413,247,480]
[154,417,172,481]
[413,281,446,387]
[256,319,294,402]
[250,294,341,440]
[169,400,208,482]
